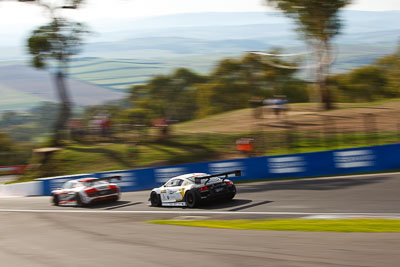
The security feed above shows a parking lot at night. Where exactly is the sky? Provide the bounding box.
[1,0,400,23]
[0,0,399,46]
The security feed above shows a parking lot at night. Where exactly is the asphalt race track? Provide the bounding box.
[1,173,400,266]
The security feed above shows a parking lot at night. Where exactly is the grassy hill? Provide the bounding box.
[15,99,400,181]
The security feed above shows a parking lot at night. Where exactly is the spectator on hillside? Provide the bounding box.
[69,118,83,140]
[264,95,288,119]
[101,115,111,137]
[89,116,101,136]
[152,117,169,138]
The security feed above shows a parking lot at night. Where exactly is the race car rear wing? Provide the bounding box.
[195,170,241,185]
[87,176,121,184]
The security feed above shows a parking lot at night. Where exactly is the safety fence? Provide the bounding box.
[30,143,400,196]
[247,107,400,156]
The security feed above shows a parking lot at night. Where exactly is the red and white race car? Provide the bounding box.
[51,176,121,206]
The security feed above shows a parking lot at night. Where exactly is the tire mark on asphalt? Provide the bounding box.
[104,202,143,210]
[228,200,273,211]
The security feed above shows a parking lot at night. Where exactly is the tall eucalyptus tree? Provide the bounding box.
[266,0,351,109]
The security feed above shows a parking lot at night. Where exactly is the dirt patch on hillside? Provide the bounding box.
[174,101,400,134]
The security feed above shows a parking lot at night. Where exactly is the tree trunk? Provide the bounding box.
[317,43,334,110]
[320,79,333,110]
[52,71,71,147]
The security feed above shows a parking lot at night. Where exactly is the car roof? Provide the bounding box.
[170,173,209,181]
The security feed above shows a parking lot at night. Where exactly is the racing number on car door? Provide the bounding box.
[161,179,184,202]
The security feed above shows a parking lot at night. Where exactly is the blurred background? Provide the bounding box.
[0,0,399,182]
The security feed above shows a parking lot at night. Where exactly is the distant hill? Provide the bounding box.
[2,11,399,59]
[0,65,125,112]
[82,11,400,42]
[0,11,399,112]
[78,10,400,83]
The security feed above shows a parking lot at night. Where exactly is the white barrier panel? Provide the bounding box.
[0,181,42,197]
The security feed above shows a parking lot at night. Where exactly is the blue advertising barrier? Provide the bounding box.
[37,143,400,195]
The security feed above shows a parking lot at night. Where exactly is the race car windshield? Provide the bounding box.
[62,181,75,189]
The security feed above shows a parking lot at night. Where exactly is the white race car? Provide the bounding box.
[149,170,240,208]
[51,176,121,206]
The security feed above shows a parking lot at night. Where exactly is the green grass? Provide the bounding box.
[56,142,194,171]
[16,139,217,181]
[171,130,400,158]
[10,98,400,181]
[149,219,400,232]
[262,131,400,156]
[12,128,400,182]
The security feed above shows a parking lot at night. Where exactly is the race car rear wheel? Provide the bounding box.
[113,195,120,202]
[52,195,59,206]
[226,192,236,200]
[227,185,236,200]
[150,192,161,207]
[185,190,198,208]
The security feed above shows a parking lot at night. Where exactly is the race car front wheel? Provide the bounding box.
[150,192,161,207]
[75,193,84,207]
[185,190,198,208]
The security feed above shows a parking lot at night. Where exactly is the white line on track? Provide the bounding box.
[0,209,400,217]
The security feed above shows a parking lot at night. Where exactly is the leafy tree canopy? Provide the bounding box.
[266,0,352,110]
[331,47,400,102]
[267,0,351,43]
[128,54,306,121]
[27,18,89,69]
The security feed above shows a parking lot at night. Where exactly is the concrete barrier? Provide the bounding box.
[0,181,42,197]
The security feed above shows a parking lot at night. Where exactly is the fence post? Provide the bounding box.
[363,113,379,145]
[323,116,336,149]
[285,120,297,152]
